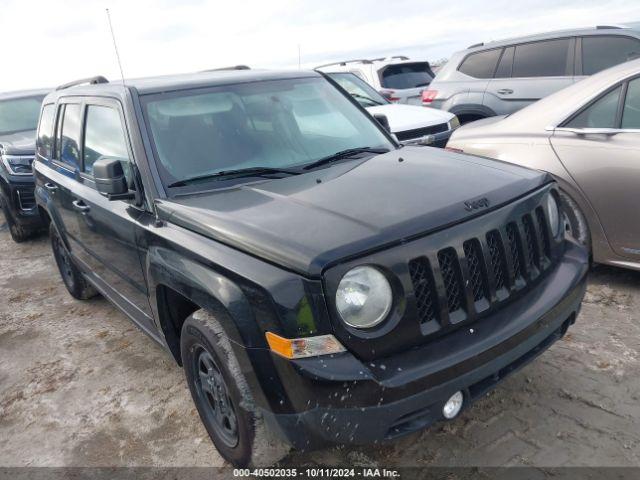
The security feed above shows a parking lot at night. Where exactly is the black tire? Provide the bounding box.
[559,190,591,253]
[181,309,290,467]
[49,223,98,300]
[0,195,32,243]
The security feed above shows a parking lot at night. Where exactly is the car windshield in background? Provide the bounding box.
[0,96,45,135]
[142,77,394,189]
[328,72,388,107]
[380,63,433,89]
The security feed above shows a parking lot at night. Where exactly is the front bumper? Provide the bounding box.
[261,240,588,449]
[0,174,42,229]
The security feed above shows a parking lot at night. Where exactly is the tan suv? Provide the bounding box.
[447,58,640,272]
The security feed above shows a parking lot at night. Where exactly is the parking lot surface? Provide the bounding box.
[0,224,639,468]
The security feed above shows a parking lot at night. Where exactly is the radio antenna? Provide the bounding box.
[106,8,126,84]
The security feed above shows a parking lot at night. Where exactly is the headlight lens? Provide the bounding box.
[336,266,392,329]
[545,193,561,238]
[449,116,461,130]
[2,154,34,175]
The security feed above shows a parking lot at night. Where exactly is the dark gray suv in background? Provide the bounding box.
[423,26,640,123]
[0,89,49,241]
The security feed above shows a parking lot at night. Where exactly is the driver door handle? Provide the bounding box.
[72,199,91,213]
[497,88,514,95]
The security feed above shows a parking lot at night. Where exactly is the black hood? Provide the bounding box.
[0,130,36,156]
[157,148,551,276]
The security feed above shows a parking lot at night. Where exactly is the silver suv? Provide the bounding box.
[423,26,640,123]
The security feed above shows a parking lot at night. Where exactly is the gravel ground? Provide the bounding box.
[0,222,639,468]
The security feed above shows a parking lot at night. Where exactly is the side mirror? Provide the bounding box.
[93,157,131,199]
[373,113,391,133]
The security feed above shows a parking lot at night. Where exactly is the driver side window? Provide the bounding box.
[565,86,621,129]
[83,105,133,185]
[621,78,640,129]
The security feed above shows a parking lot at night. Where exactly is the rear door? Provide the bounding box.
[71,98,155,327]
[45,101,84,253]
[550,77,640,260]
[577,35,640,79]
[485,38,575,115]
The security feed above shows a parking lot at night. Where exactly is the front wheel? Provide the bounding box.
[1,195,32,243]
[181,309,290,467]
[559,190,591,252]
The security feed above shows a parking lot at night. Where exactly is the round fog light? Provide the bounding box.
[443,391,464,419]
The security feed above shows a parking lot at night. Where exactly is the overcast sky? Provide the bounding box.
[1,0,639,92]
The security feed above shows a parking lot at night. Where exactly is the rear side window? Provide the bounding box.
[36,104,55,158]
[622,78,640,129]
[512,39,570,77]
[458,49,501,79]
[565,86,622,128]
[58,104,82,169]
[83,105,130,175]
[380,63,433,89]
[582,36,640,75]
[494,47,514,78]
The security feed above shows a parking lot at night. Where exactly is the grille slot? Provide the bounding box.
[408,257,438,324]
[522,214,540,271]
[486,230,508,291]
[536,207,551,259]
[463,239,487,302]
[506,223,523,280]
[438,248,464,313]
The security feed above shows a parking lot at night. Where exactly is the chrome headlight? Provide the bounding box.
[545,193,561,238]
[335,266,392,329]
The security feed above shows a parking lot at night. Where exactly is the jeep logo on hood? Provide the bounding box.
[464,197,490,212]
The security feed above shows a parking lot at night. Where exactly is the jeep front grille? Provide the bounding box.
[409,204,556,328]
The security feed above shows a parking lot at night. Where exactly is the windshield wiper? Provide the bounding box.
[302,147,390,171]
[168,166,301,188]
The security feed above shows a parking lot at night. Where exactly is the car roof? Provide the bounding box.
[44,69,321,102]
[0,88,51,101]
[465,25,640,53]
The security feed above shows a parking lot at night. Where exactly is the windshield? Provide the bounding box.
[0,96,45,135]
[142,77,394,189]
[327,73,388,107]
[380,63,433,89]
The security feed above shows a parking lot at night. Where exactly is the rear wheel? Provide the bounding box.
[457,113,486,125]
[49,223,98,300]
[181,309,290,467]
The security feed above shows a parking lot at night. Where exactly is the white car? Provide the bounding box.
[326,71,459,147]
[316,56,435,105]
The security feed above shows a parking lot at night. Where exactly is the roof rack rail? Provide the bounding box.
[315,59,373,69]
[201,65,251,72]
[56,76,109,91]
[370,55,410,62]
[596,25,623,29]
[467,42,484,49]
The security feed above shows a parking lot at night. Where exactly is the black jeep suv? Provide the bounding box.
[34,70,588,466]
[0,89,49,241]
